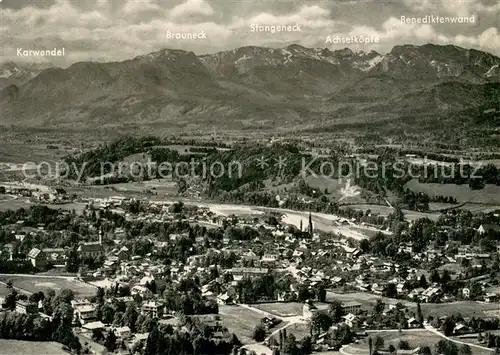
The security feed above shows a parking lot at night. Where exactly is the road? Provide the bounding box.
[238,303,307,355]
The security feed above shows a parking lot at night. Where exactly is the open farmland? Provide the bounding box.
[342,204,442,221]
[0,275,97,297]
[458,203,500,213]
[420,301,500,318]
[342,330,495,355]
[218,305,269,344]
[405,179,500,205]
[344,330,439,355]
[0,339,69,355]
[326,291,500,318]
[279,323,310,341]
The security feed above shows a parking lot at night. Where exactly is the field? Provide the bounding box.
[0,339,69,355]
[420,301,500,318]
[254,302,329,317]
[0,196,86,213]
[342,204,441,221]
[0,282,15,297]
[345,330,441,354]
[405,179,500,205]
[305,176,369,204]
[0,275,97,297]
[281,323,310,341]
[458,203,500,213]
[218,305,269,344]
[344,330,452,355]
[102,179,179,195]
[428,202,463,211]
[326,292,500,318]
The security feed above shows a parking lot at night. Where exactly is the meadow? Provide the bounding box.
[0,275,97,298]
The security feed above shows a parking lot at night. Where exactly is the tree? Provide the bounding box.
[360,239,370,253]
[459,344,472,355]
[92,329,105,342]
[369,337,373,355]
[253,323,266,342]
[283,334,298,355]
[416,302,424,325]
[316,285,327,302]
[419,346,432,355]
[375,336,385,350]
[310,311,332,335]
[441,270,451,285]
[399,340,410,350]
[373,299,385,315]
[383,283,398,298]
[389,344,396,354]
[104,330,117,352]
[144,325,161,355]
[4,290,17,310]
[300,336,312,354]
[329,300,344,324]
[419,275,428,288]
[124,303,139,333]
[442,317,456,337]
[430,269,440,284]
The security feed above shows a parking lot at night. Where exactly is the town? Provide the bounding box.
[0,185,499,355]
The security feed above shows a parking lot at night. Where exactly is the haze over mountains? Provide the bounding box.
[1,43,499,135]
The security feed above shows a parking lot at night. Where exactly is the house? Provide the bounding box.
[131,285,153,298]
[343,313,358,328]
[422,286,442,302]
[342,246,360,259]
[477,224,500,235]
[141,301,164,318]
[114,326,132,340]
[15,300,38,315]
[116,246,130,261]
[407,317,420,328]
[217,293,233,305]
[260,254,279,267]
[484,293,499,303]
[462,288,470,299]
[82,321,106,332]
[453,323,470,335]
[42,248,66,264]
[371,283,384,295]
[74,303,97,324]
[399,242,414,254]
[27,248,46,268]
[332,276,345,286]
[243,251,259,262]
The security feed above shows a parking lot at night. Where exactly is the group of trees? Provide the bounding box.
[143,321,240,355]
[0,288,81,353]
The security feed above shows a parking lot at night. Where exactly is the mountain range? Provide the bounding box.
[1,43,499,139]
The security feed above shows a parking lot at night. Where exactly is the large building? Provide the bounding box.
[341,301,362,314]
[77,232,104,259]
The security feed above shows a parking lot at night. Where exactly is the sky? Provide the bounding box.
[0,0,499,66]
